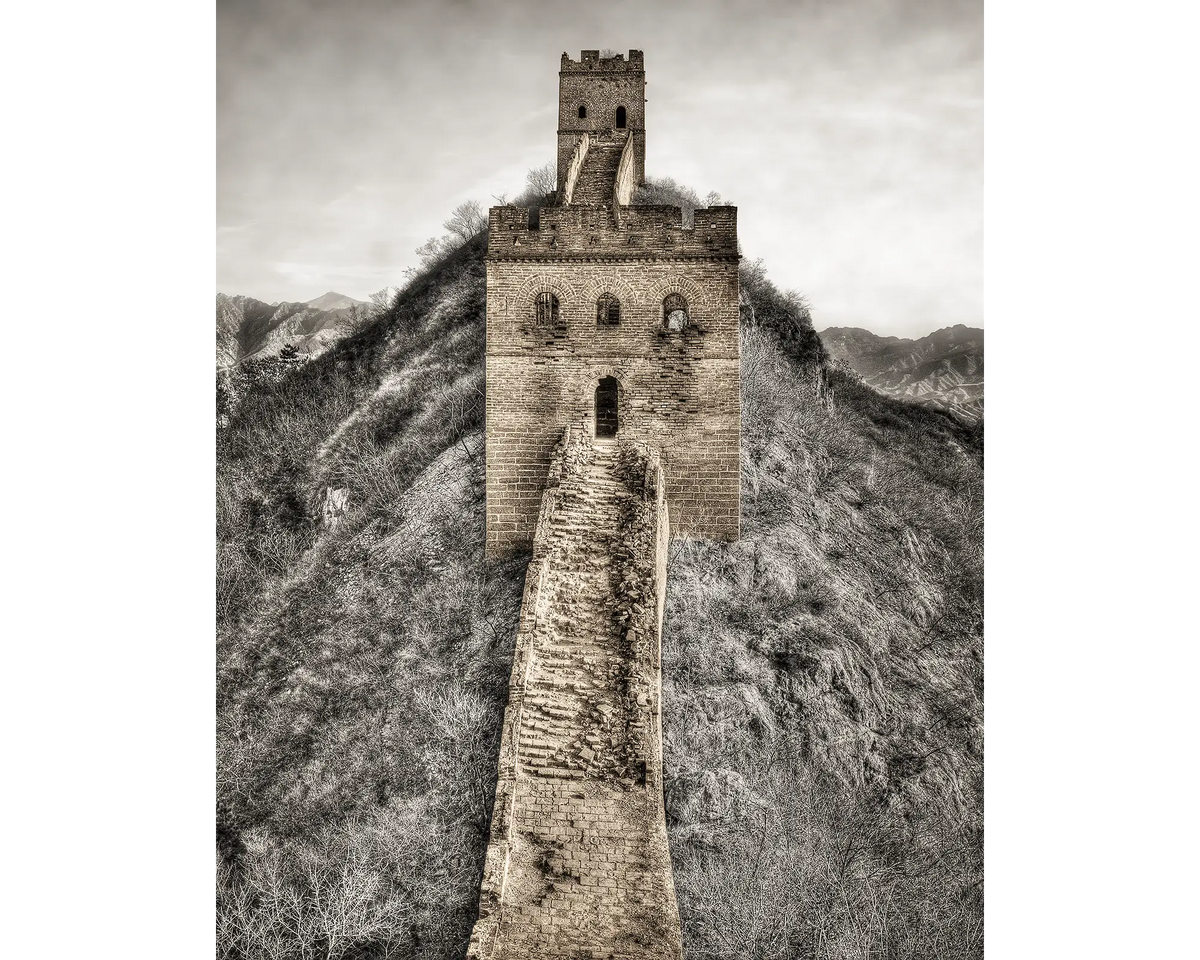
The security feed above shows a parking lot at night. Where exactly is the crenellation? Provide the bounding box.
[561,50,645,71]
[489,204,738,258]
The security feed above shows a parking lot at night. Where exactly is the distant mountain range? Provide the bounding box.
[819,324,983,422]
[216,292,370,368]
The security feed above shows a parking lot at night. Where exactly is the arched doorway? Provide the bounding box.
[615,105,627,129]
[595,377,619,438]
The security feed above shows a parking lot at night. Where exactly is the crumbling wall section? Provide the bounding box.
[469,430,575,951]
[561,132,590,205]
[468,431,680,959]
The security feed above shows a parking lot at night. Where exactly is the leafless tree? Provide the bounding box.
[443,199,487,244]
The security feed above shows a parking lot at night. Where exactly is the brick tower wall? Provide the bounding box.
[485,203,741,556]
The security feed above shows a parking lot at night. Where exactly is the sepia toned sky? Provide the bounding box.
[218,0,981,337]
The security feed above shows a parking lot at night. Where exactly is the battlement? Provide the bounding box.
[561,50,645,73]
[488,204,738,259]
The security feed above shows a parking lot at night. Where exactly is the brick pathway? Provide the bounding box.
[469,438,682,959]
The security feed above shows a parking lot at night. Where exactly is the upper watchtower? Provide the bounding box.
[557,50,646,194]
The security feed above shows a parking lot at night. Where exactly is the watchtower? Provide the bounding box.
[485,50,741,556]
[556,50,646,195]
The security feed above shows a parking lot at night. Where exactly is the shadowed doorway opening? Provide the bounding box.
[595,377,619,438]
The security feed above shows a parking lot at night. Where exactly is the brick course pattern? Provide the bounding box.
[486,50,741,557]
[468,430,682,959]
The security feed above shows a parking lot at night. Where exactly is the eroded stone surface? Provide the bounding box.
[468,434,681,959]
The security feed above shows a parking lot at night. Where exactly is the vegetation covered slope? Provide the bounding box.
[216,225,982,959]
[663,330,982,958]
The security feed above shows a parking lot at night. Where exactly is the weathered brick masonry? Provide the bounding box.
[486,50,741,556]
[468,431,681,959]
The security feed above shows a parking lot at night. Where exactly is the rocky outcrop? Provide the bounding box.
[321,487,350,530]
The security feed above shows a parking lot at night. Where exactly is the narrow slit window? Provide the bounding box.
[596,294,620,325]
[535,292,559,325]
[578,104,587,119]
[663,293,688,331]
[615,105,627,128]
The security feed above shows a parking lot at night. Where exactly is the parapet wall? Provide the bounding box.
[470,434,572,949]
[561,133,590,205]
[613,134,636,221]
[488,204,738,260]
[560,50,645,72]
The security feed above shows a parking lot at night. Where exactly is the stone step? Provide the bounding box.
[540,643,609,662]
[525,764,583,780]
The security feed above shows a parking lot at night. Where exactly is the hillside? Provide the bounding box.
[820,324,984,422]
[216,232,983,959]
[216,292,370,369]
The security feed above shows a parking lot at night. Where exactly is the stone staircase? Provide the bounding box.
[571,141,624,206]
[468,434,682,960]
[516,443,633,782]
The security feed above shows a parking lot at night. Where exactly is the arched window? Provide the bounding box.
[578,104,587,119]
[615,105,627,128]
[596,294,620,325]
[663,293,689,331]
[535,292,559,325]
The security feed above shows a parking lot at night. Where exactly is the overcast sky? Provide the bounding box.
[218,0,981,338]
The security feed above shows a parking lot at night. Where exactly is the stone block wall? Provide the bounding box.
[486,48,741,558]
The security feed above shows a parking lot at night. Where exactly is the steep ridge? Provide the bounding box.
[470,431,681,959]
[216,233,982,959]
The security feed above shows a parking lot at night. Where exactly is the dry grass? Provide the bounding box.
[216,234,530,957]
[662,324,983,958]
